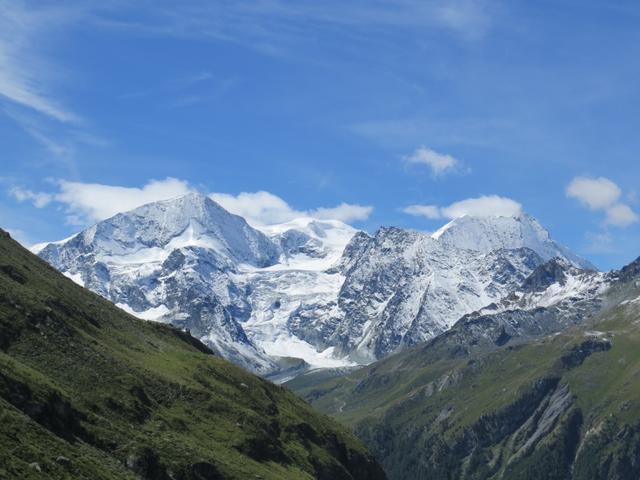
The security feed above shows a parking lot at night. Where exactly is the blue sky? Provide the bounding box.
[1,0,639,270]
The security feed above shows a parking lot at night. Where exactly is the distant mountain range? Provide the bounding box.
[35,192,597,378]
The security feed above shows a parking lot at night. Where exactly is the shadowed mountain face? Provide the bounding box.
[0,228,386,480]
[288,255,640,480]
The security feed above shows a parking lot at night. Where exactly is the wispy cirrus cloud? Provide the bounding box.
[0,0,81,123]
[117,69,238,109]
[0,1,117,174]
[0,0,496,164]
[96,0,494,57]
[2,108,75,158]
[9,186,53,208]
[349,117,521,151]
[6,0,490,116]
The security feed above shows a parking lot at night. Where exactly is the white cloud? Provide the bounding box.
[12,178,193,224]
[402,204,442,219]
[9,187,53,208]
[405,146,459,176]
[402,195,522,220]
[566,176,621,210]
[605,204,638,227]
[54,178,193,223]
[11,180,372,227]
[211,191,373,225]
[441,195,522,218]
[566,176,638,228]
[210,191,305,225]
[312,203,373,222]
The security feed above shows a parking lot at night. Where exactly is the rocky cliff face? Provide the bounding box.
[289,215,596,363]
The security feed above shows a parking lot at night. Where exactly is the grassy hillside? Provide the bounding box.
[289,261,640,479]
[0,229,386,480]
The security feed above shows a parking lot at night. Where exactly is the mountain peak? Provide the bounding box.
[39,191,280,269]
[431,213,594,270]
[432,212,544,239]
[125,191,231,224]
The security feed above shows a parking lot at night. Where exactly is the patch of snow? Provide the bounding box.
[116,303,170,321]
[584,330,606,337]
[257,335,357,369]
[479,267,607,316]
[63,271,84,287]
[529,273,606,309]
[254,217,356,271]
[622,295,640,306]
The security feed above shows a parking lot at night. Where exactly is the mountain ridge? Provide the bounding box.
[33,193,597,376]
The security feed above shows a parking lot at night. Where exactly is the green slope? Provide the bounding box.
[0,229,386,480]
[289,260,640,479]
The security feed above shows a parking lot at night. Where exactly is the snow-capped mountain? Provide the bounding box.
[432,214,595,269]
[287,216,595,363]
[35,193,599,376]
[36,194,360,374]
[37,193,281,373]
